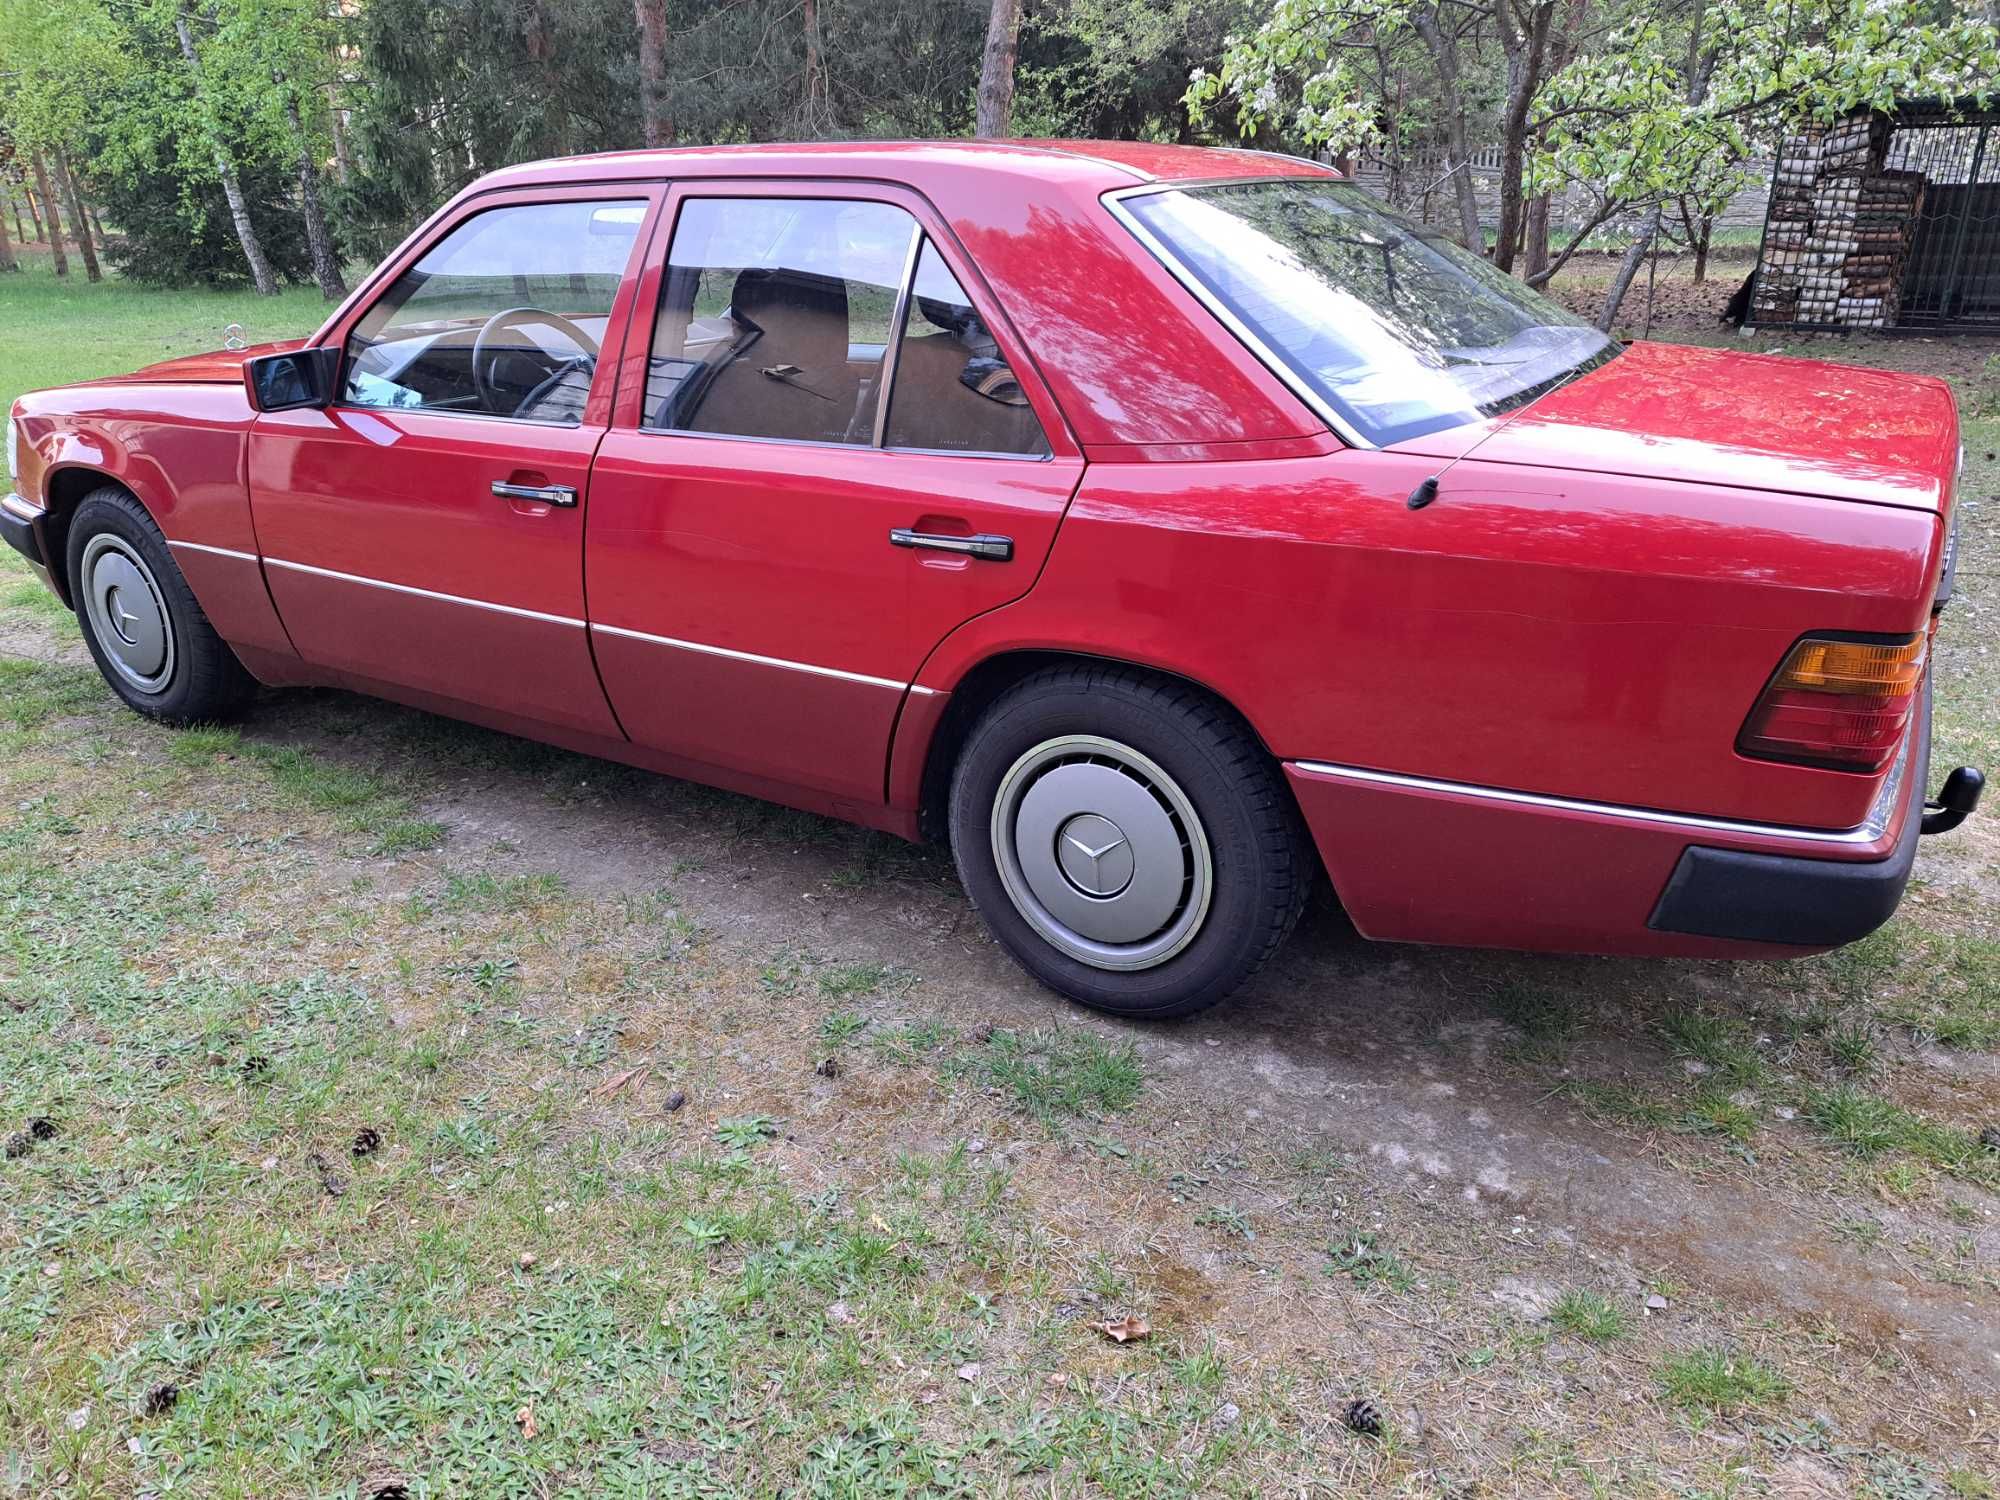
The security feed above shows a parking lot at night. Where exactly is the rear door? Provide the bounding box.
[247,186,664,736]
[586,181,1083,802]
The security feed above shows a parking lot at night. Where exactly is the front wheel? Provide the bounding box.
[948,665,1312,1018]
[65,486,254,723]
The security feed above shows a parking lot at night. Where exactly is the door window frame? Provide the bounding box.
[607,178,1078,462]
[307,183,670,431]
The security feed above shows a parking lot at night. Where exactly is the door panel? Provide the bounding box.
[584,181,1084,805]
[249,408,619,735]
[247,185,663,737]
[586,436,1081,797]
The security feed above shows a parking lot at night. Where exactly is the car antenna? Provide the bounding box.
[1406,360,1596,511]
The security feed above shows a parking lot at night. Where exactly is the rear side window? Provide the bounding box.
[343,199,645,425]
[645,197,917,444]
[883,242,1048,456]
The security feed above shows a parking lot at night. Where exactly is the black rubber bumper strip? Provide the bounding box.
[0,497,45,570]
[1648,678,1931,948]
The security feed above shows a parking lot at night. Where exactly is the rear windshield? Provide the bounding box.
[1120,179,1617,446]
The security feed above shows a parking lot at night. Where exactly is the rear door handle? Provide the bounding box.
[889,529,1013,562]
[492,480,577,508]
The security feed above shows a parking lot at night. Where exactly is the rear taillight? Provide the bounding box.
[1739,633,1926,773]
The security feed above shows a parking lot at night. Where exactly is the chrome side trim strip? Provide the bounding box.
[167,539,260,564]
[241,554,942,692]
[262,556,585,628]
[592,621,919,693]
[1290,751,1908,848]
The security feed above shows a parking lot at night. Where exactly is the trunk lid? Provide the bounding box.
[1388,340,1958,514]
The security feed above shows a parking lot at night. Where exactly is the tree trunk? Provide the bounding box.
[175,11,279,295]
[327,82,355,183]
[1523,192,1550,282]
[88,203,108,251]
[1597,202,1661,331]
[633,0,670,147]
[19,183,43,242]
[0,197,16,272]
[800,0,828,130]
[52,149,101,282]
[975,0,1024,137]
[1411,7,1483,252]
[29,151,68,276]
[1491,0,1555,272]
[282,89,347,300]
[1692,210,1713,283]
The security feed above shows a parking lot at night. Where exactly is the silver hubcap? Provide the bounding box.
[990,735,1213,972]
[81,534,175,694]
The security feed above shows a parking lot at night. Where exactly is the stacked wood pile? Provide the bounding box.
[1750,111,1926,328]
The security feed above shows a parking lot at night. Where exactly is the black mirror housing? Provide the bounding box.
[244,346,341,412]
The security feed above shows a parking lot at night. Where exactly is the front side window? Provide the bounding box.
[645,197,917,444]
[343,199,646,425]
[883,242,1048,456]
[1121,180,1617,446]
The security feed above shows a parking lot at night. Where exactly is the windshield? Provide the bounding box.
[1120,180,1617,446]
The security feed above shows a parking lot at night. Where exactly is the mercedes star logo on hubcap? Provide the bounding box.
[1056,813,1134,898]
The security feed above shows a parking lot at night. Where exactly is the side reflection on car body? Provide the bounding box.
[3,140,1981,1018]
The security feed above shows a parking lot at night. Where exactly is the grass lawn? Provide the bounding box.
[2,253,1999,1498]
[0,246,330,417]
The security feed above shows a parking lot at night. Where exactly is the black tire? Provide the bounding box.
[64,486,255,724]
[948,664,1313,1019]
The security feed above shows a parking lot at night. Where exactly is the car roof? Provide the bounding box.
[456,139,1344,456]
[473,138,1338,195]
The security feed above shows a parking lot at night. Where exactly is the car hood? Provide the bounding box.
[90,338,309,386]
[1386,340,1958,513]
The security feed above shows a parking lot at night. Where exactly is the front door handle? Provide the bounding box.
[889,528,1013,562]
[492,480,577,508]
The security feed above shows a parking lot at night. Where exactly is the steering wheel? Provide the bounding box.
[470,307,601,417]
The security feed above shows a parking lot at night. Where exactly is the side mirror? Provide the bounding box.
[244,346,342,412]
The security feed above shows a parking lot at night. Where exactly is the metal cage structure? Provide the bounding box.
[1748,100,2000,333]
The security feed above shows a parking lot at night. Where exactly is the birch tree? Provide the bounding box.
[167,6,277,293]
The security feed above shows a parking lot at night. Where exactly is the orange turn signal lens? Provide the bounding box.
[1740,633,1925,773]
[1772,636,1927,696]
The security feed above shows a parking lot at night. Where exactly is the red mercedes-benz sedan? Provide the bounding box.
[3,141,1981,1015]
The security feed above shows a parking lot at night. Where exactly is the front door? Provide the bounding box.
[248,187,663,737]
[586,184,1084,803]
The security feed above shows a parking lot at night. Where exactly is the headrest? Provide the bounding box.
[729,267,850,368]
[917,295,978,338]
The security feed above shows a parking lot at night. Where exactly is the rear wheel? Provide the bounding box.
[65,486,254,723]
[949,665,1312,1018]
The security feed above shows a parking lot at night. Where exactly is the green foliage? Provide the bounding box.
[1,0,345,288]
[1020,0,1257,140]
[1531,0,2000,215]
[1185,0,1996,297]
[1186,0,1412,155]
[334,0,987,256]
[94,149,313,287]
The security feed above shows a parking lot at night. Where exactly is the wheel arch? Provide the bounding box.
[38,465,147,607]
[907,647,1309,862]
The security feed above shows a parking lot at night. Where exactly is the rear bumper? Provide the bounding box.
[1285,683,1932,959]
[1647,684,1927,947]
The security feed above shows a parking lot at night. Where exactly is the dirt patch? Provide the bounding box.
[196,680,2000,1403]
